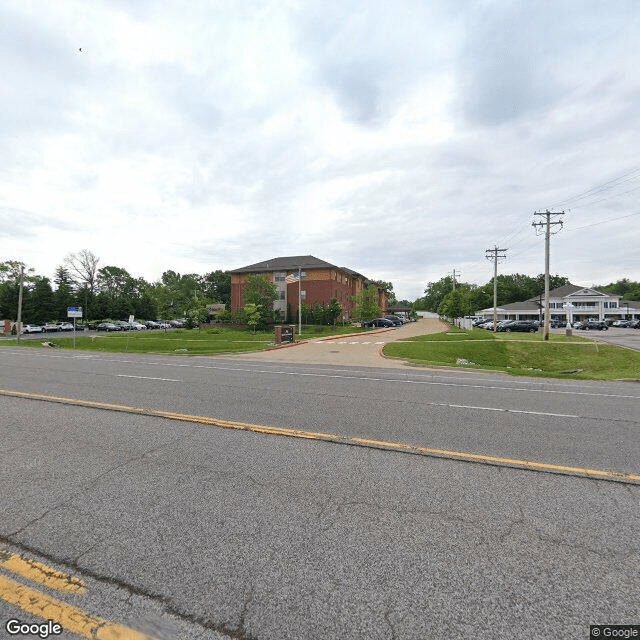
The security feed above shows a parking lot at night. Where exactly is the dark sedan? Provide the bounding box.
[578,321,609,331]
[498,320,539,333]
[362,318,395,328]
[96,322,120,332]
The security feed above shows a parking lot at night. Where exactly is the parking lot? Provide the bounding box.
[554,326,640,351]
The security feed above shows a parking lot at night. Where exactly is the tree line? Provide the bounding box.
[414,273,640,319]
[0,251,231,325]
[0,252,390,328]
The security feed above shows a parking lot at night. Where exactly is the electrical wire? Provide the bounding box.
[548,165,640,209]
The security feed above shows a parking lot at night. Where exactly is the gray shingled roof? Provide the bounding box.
[230,255,371,280]
[229,255,338,274]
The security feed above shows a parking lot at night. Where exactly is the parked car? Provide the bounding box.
[362,318,395,328]
[96,322,120,332]
[22,324,44,334]
[43,323,61,332]
[612,320,632,328]
[498,320,539,333]
[145,321,160,329]
[630,319,640,329]
[383,316,404,326]
[58,322,75,332]
[130,322,147,330]
[578,321,609,331]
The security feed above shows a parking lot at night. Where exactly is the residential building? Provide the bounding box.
[477,283,639,323]
[230,256,388,321]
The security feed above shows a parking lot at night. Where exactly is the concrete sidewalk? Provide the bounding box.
[226,318,448,368]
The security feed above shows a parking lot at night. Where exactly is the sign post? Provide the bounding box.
[67,307,83,349]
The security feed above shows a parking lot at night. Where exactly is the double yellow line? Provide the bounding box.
[2,388,639,485]
[0,546,158,639]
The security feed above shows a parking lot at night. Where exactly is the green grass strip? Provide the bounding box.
[384,329,640,380]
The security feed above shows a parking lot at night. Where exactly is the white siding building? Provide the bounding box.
[477,284,639,323]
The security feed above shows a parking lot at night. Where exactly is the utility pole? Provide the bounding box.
[298,267,302,337]
[451,269,461,291]
[485,247,507,332]
[532,210,564,340]
[16,265,24,342]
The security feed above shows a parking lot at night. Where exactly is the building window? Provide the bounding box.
[279,291,285,300]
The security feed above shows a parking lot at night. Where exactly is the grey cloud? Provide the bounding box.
[0,7,88,137]
[0,207,76,238]
[293,1,457,126]
[457,0,639,127]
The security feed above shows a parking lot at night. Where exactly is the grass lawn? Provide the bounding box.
[383,328,640,380]
[3,325,370,355]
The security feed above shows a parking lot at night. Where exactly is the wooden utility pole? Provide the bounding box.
[16,265,24,342]
[451,269,461,291]
[532,210,564,340]
[485,247,507,332]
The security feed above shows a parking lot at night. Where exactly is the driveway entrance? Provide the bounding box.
[227,318,448,368]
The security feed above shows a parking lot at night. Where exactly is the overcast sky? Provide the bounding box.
[2,0,639,301]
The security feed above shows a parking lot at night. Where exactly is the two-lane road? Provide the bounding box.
[1,341,638,639]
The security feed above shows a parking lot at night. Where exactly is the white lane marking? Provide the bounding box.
[116,374,180,382]
[444,403,578,418]
[2,349,639,400]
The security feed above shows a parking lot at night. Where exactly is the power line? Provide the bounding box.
[548,165,640,209]
[564,211,640,234]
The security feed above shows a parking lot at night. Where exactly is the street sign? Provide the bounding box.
[67,307,83,318]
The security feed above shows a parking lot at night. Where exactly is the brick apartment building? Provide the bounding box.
[230,255,388,321]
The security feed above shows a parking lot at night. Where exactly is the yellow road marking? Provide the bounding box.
[2,388,639,485]
[0,574,159,639]
[0,547,86,594]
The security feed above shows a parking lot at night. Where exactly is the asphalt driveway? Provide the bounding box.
[227,318,449,368]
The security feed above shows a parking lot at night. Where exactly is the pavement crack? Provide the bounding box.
[7,432,195,538]
[0,535,260,639]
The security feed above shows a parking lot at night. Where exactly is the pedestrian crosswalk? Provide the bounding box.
[315,340,386,345]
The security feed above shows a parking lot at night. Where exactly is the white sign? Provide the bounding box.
[129,315,135,323]
[67,307,83,318]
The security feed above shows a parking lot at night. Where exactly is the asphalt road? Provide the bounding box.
[1,346,639,639]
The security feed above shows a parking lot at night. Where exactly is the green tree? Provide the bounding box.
[243,275,277,326]
[185,305,209,328]
[598,278,640,301]
[202,270,231,306]
[326,298,342,325]
[53,266,77,321]
[243,303,262,332]
[437,289,466,321]
[371,280,397,306]
[421,276,455,312]
[24,276,54,324]
[352,285,382,322]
